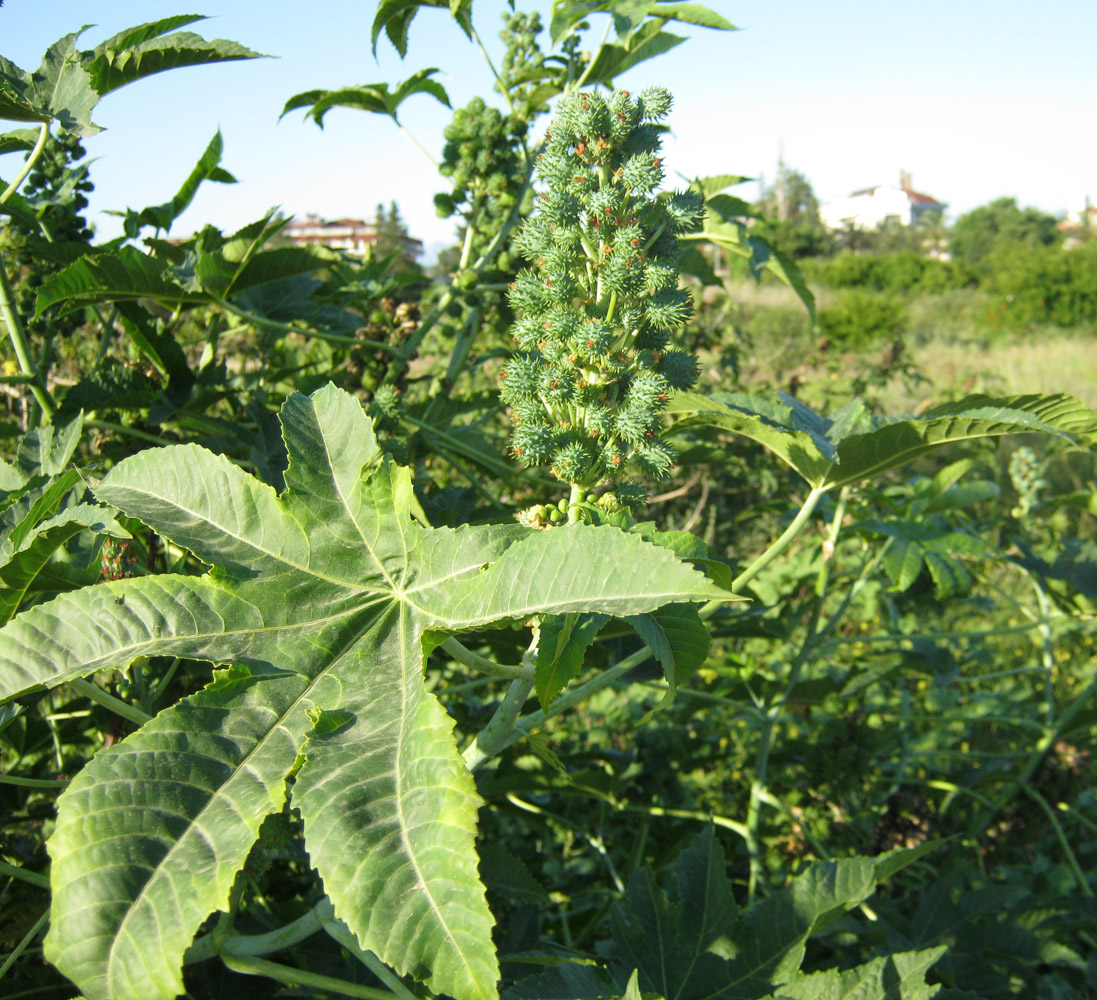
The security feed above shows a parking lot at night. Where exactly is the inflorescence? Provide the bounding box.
[499,87,704,490]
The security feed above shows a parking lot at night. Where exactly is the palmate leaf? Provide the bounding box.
[281,68,451,127]
[759,947,946,1000]
[0,384,726,1000]
[669,392,1097,491]
[510,831,941,1000]
[35,245,201,316]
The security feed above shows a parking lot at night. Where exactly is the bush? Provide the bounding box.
[817,288,907,349]
[988,241,1097,328]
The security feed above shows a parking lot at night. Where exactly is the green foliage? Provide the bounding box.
[817,289,907,350]
[0,384,725,1000]
[950,196,1061,267]
[1,7,1096,1000]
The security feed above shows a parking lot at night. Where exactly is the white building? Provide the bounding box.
[820,176,946,231]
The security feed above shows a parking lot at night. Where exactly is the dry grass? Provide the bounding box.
[908,333,1097,409]
[715,279,1097,411]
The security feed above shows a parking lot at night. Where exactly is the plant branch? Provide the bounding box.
[462,628,539,767]
[0,257,57,421]
[0,122,49,206]
[0,859,49,889]
[69,677,153,726]
[732,485,826,592]
[441,636,523,679]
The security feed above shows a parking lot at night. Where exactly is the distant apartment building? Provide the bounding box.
[281,215,423,259]
[820,173,946,231]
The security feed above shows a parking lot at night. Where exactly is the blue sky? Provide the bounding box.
[2,1,1095,259]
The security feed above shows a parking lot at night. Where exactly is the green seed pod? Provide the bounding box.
[550,441,591,483]
[499,354,543,403]
[512,422,557,466]
[658,349,700,390]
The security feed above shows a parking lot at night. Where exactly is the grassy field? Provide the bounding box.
[718,279,1097,411]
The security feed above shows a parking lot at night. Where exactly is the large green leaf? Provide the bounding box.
[759,947,946,1000]
[86,24,265,96]
[0,384,725,1000]
[669,392,1097,491]
[35,245,201,316]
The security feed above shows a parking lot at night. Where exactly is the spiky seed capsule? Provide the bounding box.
[512,423,557,466]
[551,442,591,483]
[499,355,542,403]
[659,350,701,390]
[635,438,676,479]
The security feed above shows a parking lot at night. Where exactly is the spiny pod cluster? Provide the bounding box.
[500,87,704,487]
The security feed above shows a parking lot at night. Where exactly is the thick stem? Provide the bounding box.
[0,859,49,889]
[746,487,847,902]
[69,677,152,727]
[219,953,397,999]
[462,629,539,768]
[0,257,57,421]
[441,636,523,679]
[187,902,327,965]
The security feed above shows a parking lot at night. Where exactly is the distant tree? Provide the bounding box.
[753,164,831,258]
[372,201,422,278]
[950,197,1060,266]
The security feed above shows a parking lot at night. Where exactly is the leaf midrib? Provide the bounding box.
[391,602,484,994]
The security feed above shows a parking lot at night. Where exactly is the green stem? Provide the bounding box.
[395,119,438,169]
[219,952,397,999]
[400,160,535,362]
[821,621,1049,645]
[0,907,49,983]
[968,675,1097,838]
[187,901,327,965]
[0,123,49,206]
[322,919,419,1000]
[0,860,49,889]
[441,636,523,679]
[567,482,585,523]
[746,486,846,902]
[69,677,153,726]
[470,20,514,113]
[462,629,539,768]
[0,257,57,421]
[573,16,613,90]
[1030,574,1057,726]
[733,486,826,592]
[0,773,69,788]
[1022,782,1094,897]
[467,641,656,769]
[457,213,479,272]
